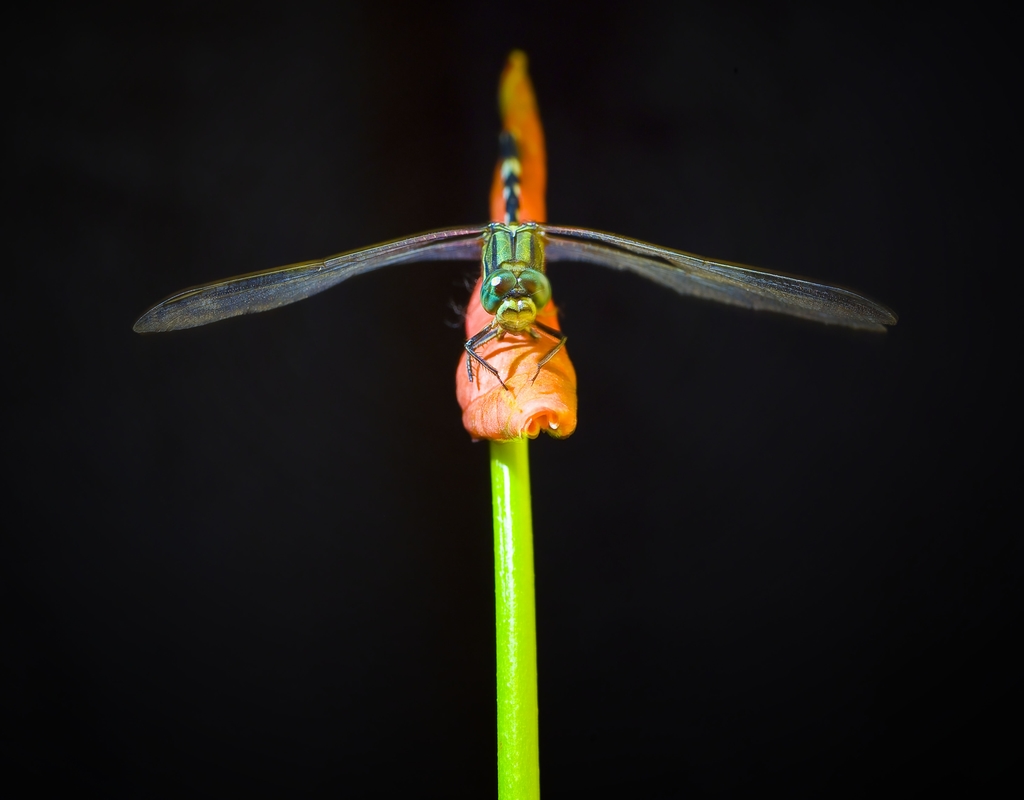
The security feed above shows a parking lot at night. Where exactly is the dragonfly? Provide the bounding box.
[134,94,896,387]
[134,216,897,376]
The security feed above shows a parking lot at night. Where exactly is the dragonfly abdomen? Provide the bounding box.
[497,131,522,225]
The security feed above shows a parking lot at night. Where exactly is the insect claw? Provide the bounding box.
[486,362,509,390]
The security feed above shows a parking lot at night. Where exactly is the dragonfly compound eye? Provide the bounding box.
[518,269,551,310]
[481,270,518,314]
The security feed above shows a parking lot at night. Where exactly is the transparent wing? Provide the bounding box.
[133,227,485,333]
[542,226,897,331]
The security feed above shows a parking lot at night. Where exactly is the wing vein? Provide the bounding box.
[133,227,484,333]
[543,226,896,331]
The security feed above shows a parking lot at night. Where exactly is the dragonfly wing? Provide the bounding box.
[134,227,484,333]
[543,226,896,331]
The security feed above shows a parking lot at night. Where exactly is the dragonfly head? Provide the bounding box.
[481,223,551,332]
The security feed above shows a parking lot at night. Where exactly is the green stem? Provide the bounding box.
[490,438,541,800]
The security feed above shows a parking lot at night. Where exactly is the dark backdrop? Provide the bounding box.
[5,1,1019,796]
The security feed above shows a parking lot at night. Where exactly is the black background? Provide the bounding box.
[6,1,1020,796]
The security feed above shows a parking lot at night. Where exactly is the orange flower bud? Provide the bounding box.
[455,51,578,441]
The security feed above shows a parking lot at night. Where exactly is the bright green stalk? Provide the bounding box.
[490,438,541,800]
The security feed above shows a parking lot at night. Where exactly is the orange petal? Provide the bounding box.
[456,277,577,441]
[489,50,547,225]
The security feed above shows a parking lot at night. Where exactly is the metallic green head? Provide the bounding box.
[480,223,551,333]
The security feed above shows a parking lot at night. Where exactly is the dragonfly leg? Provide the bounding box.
[530,320,568,383]
[465,324,507,389]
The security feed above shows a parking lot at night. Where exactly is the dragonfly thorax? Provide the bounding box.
[481,222,551,331]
